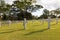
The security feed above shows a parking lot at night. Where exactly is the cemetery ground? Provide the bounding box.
[0,19,60,40]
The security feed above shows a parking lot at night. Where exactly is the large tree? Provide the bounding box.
[52,8,60,24]
[0,0,11,13]
[39,9,49,19]
[12,0,43,20]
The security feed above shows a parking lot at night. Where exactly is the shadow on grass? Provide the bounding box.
[32,25,41,26]
[32,23,44,26]
[0,29,24,34]
[51,24,56,26]
[25,28,49,35]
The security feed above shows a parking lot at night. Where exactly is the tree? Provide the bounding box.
[0,0,5,13]
[38,14,48,19]
[0,1,11,13]
[12,0,43,20]
[43,9,49,15]
[39,9,49,19]
[53,8,60,24]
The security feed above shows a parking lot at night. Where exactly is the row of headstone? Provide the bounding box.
[56,17,58,24]
[0,18,26,30]
[42,17,59,29]
[0,17,58,30]
[41,17,51,29]
[23,17,51,29]
[0,20,12,27]
[23,17,51,30]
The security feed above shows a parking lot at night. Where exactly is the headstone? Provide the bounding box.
[48,17,51,29]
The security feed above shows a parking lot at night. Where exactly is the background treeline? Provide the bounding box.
[0,0,60,20]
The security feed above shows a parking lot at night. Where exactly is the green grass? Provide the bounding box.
[0,20,60,40]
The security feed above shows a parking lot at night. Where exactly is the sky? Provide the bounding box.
[5,0,60,17]
[5,0,15,5]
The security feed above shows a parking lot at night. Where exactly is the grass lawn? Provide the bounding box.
[0,20,60,40]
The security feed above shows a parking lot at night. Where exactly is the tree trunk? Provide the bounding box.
[48,17,51,29]
[23,18,27,30]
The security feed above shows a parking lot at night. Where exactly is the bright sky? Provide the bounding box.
[5,0,60,17]
[5,0,15,5]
